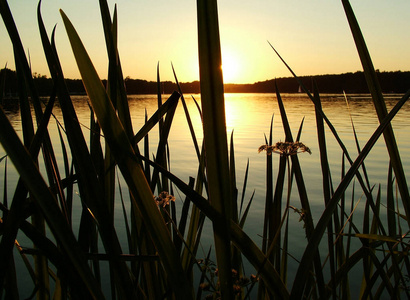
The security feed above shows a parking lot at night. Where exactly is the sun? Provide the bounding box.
[221,51,240,84]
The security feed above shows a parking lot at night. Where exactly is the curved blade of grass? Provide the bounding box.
[341,0,410,226]
[290,89,410,299]
[197,0,233,297]
[60,10,192,298]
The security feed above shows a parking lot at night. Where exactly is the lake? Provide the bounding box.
[1,92,409,297]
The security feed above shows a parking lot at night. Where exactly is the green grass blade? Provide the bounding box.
[197,0,233,297]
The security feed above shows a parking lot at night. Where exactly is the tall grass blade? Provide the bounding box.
[197,0,233,297]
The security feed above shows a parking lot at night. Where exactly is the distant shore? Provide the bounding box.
[2,69,410,97]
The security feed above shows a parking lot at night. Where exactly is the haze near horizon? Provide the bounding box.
[1,0,409,84]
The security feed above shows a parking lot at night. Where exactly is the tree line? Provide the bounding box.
[1,68,409,98]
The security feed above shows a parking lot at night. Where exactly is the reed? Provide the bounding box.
[0,0,409,299]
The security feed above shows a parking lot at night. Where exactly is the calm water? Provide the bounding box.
[1,93,409,297]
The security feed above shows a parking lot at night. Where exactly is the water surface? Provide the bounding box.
[1,93,409,297]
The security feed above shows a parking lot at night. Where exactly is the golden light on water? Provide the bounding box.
[223,95,253,133]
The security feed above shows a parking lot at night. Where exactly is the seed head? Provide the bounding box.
[258,141,311,156]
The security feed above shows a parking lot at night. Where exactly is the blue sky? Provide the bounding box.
[1,0,409,83]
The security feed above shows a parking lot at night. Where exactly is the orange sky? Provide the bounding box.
[1,0,410,84]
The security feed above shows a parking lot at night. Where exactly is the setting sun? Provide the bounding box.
[221,50,241,84]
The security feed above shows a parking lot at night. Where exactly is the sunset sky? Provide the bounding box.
[1,0,409,84]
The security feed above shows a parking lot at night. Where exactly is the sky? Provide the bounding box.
[1,0,410,84]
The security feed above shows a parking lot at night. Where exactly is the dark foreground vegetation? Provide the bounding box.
[1,0,409,299]
[2,67,410,97]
